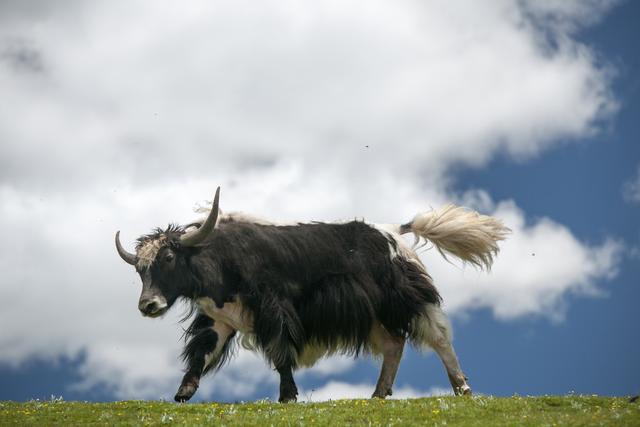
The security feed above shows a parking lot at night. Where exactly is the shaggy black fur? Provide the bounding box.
[174,313,237,402]
[196,220,439,365]
[181,314,236,376]
[136,219,441,401]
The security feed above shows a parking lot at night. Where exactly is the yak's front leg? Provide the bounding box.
[175,315,235,402]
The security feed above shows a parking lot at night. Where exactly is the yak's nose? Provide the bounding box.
[139,299,159,315]
[138,298,167,316]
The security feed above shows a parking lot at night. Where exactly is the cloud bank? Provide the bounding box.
[0,0,621,400]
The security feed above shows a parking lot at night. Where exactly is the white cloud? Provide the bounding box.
[0,0,616,191]
[520,0,620,33]
[623,165,640,203]
[299,380,450,402]
[420,196,622,322]
[298,356,357,378]
[0,0,622,401]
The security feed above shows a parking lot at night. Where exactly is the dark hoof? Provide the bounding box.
[174,384,197,402]
[279,395,297,403]
[278,386,298,403]
[371,387,392,399]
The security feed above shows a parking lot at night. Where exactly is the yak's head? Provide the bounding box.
[115,188,220,318]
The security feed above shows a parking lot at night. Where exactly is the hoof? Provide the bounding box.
[279,384,298,403]
[449,373,471,396]
[371,387,392,399]
[454,384,472,396]
[279,395,298,403]
[174,384,197,402]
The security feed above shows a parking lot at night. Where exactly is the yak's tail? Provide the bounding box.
[399,204,510,270]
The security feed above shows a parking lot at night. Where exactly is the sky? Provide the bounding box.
[0,0,638,402]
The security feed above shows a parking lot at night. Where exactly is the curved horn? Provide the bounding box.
[115,231,137,265]
[180,187,220,247]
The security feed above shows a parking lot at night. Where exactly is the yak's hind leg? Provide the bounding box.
[370,323,405,399]
[276,364,298,403]
[175,314,235,402]
[254,294,303,403]
[413,304,471,396]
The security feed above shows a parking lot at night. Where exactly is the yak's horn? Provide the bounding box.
[115,231,137,265]
[180,187,220,247]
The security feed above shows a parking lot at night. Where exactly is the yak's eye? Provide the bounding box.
[164,252,174,263]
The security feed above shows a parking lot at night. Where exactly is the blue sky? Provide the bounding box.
[0,1,638,402]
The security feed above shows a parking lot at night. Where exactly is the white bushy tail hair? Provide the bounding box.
[400,204,510,270]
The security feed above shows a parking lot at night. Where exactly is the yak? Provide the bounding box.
[115,187,509,402]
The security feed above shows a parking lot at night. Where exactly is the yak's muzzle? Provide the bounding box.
[138,297,168,317]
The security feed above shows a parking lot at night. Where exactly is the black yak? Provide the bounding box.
[115,187,509,402]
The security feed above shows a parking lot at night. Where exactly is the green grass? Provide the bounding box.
[1,395,638,426]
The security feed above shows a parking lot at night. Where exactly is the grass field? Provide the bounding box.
[1,395,638,426]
